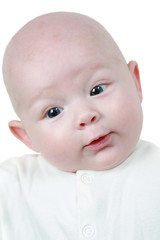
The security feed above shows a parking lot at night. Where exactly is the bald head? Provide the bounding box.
[2,12,126,116]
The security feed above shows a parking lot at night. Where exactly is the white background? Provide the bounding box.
[0,0,160,162]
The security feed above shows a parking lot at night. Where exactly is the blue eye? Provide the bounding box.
[90,84,107,96]
[47,107,63,118]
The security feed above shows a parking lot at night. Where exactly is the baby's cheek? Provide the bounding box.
[119,95,142,131]
[110,94,134,128]
[36,127,68,155]
[30,127,51,152]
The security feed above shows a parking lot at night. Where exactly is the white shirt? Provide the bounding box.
[0,140,160,240]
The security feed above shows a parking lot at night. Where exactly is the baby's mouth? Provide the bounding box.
[89,135,106,145]
[84,133,112,150]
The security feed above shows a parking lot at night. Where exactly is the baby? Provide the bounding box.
[0,12,160,240]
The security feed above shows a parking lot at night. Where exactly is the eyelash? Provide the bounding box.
[45,84,107,119]
[90,84,107,96]
[46,107,63,119]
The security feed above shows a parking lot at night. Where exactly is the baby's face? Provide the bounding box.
[16,35,143,172]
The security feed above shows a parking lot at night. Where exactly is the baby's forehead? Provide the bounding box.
[9,12,122,62]
[8,13,100,52]
[3,12,126,117]
[4,12,124,75]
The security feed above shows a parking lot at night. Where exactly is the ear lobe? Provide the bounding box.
[9,120,39,152]
[128,61,143,102]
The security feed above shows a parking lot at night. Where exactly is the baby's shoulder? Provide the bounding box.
[135,139,160,162]
[128,139,160,177]
[0,154,72,190]
[0,154,40,187]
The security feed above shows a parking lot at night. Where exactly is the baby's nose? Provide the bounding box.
[76,111,100,130]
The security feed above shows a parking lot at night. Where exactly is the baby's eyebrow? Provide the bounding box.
[28,98,56,118]
[30,84,57,101]
[27,87,57,112]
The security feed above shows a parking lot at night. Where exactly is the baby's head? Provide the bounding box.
[2,12,143,172]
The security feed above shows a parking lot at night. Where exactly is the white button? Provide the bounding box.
[81,174,93,184]
[82,225,95,238]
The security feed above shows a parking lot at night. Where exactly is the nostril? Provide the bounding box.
[79,116,96,128]
[91,116,96,122]
[80,123,85,127]
[78,112,99,129]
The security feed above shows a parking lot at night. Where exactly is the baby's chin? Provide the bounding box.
[63,156,127,173]
[52,157,126,173]
[74,145,136,172]
[45,142,137,173]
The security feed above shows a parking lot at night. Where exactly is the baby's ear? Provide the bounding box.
[128,61,143,102]
[9,120,39,152]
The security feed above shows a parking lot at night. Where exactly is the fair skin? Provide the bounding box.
[3,12,143,172]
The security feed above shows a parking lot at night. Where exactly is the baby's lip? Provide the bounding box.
[84,132,112,150]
